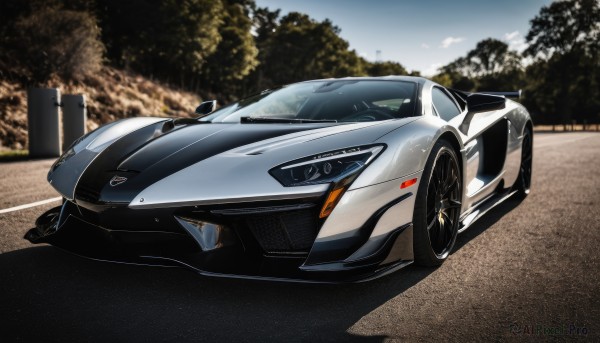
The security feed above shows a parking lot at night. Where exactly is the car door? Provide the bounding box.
[431,86,507,211]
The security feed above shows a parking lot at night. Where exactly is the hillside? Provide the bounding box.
[0,67,202,150]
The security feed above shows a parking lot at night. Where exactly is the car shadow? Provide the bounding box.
[454,197,523,252]
[0,198,523,342]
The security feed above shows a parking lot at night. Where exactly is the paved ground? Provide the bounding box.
[0,132,599,342]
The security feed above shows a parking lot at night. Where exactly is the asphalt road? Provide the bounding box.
[1,132,599,342]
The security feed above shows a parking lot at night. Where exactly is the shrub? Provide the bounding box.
[3,7,104,85]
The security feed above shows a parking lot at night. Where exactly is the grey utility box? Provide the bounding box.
[62,94,87,150]
[27,88,61,157]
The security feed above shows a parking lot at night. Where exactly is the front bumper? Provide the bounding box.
[25,197,414,283]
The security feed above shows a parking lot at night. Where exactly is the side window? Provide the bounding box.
[432,87,461,121]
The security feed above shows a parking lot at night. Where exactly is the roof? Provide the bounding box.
[300,75,430,86]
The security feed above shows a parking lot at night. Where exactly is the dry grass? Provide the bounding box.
[0,81,29,150]
[0,66,201,149]
[0,149,28,162]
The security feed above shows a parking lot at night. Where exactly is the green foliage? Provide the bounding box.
[466,39,521,77]
[523,49,600,124]
[0,4,104,85]
[436,38,523,92]
[433,0,600,126]
[525,0,600,58]
[522,0,600,124]
[430,73,453,88]
[252,12,366,90]
[252,6,281,48]
[200,1,259,98]
[96,0,224,87]
[365,61,408,77]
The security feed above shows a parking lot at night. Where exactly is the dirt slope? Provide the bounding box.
[0,67,202,150]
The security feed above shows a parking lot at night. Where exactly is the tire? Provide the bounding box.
[515,127,533,199]
[413,140,462,266]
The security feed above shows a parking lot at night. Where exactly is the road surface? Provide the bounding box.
[1,132,599,341]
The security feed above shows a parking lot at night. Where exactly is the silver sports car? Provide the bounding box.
[26,76,533,282]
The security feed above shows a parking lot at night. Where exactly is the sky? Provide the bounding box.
[254,0,554,76]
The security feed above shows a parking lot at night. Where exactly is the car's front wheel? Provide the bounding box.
[515,127,533,199]
[413,140,462,266]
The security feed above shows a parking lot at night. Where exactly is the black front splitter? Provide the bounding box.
[25,204,413,284]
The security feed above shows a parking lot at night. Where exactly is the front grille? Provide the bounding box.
[246,209,319,254]
[75,184,101,203]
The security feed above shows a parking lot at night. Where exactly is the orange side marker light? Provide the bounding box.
[319,187,346,218]
[400,178,418,189]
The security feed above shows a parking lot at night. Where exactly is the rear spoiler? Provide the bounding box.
[479,90,522,99]
[449,89,522,101]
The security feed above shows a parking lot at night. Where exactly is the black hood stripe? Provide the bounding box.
[75,123,338,205]
[117,123,229,172]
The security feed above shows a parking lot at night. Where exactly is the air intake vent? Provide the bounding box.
[75,184,101,203]
[246,209,319,254]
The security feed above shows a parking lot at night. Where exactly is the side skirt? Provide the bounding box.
[458,189,517,234]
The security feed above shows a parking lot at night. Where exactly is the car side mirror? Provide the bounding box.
[459,93,506,135]
[195,100,217,116]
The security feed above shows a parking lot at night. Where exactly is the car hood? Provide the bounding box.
[49,117,418,207]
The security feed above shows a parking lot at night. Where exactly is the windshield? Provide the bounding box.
[201,80,418,123]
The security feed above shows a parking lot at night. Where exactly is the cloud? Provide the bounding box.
[504,31,520,41]
[440,36,465,48]
[423,63,443,77]
[503,31,528,52]
[421,43,430,49]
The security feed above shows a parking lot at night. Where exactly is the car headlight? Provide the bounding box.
[269,145,385,187]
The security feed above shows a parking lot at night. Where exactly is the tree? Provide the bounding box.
[252,6,280,48]
[254,12,365,90]
[199,0,259,98]
[523,52,600,125]
[436,57,476,91]
[0,5,104,85]
[96,0,224,87]
[245,6,281,92]
[365,61,408,76]
[523,0,600,125]
[525,0,600,59]
[465,39,521,77]
[435,38,523,91]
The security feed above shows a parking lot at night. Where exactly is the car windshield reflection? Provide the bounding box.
[201,80,418,123]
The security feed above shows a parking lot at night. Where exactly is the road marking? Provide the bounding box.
[0,197,62,214]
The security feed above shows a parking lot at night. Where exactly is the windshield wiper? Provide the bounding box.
[240,117,337,124]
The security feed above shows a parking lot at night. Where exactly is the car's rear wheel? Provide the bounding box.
[413,140,462,266]
[516,127,533,198]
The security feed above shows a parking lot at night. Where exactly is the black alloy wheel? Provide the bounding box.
[413,140,462,266]
[516,128,533,198]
